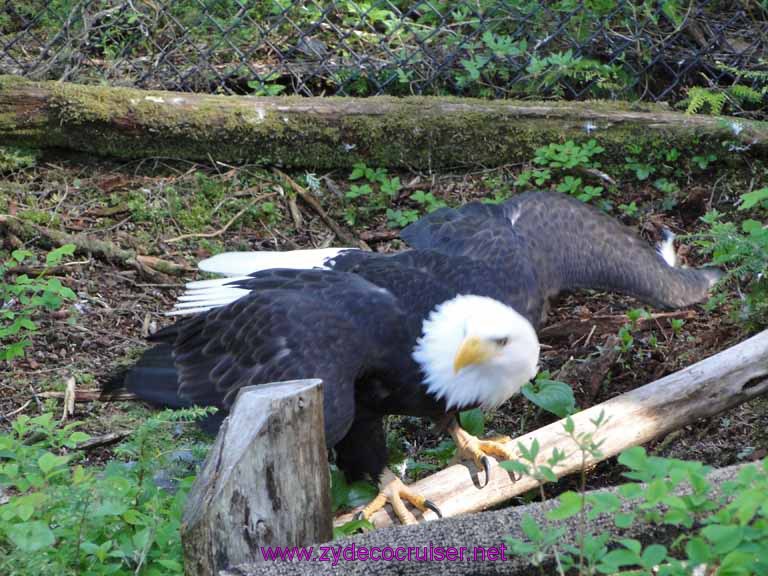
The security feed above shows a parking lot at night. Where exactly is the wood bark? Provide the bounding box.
[181,379,332,576]
[336,328,768,528]
[225,461,755,576]
[1,75,767,169]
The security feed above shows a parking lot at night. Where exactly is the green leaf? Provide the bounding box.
[346,481,378,508]
[640,544,667,568]
[11,249,33,263]
[618,447,648,471]
[37,451,67,475]
[65,431,91,447]
[644,478,669,503]
[93,499,129,517]
[333,518,373,538]
[520,513,542,541]
[614,512,635,528]
[6,521,56,551]
[459,408,484,437]
[157,559,183,571]
[522,377,576,418]
[619,538,642,555]
[701,524,743,554]
[547,491,582,520]
[738,187,768,210]
[45,243,76,266]
[587,492,621,516]
[597,548,640,571]
[499,459,529,476]
[685,536,711,564]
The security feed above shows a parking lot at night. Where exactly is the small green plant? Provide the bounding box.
[692,153,717,170]
[618,201,639,218]
[533,139,604,171]
[411,190,447,213]
[695,205,768,328]
[386,208,419,228]
[500,405,768,576]
[739,187,768,211]
[0,147,39,173]
[669,318,685,336]
[346,183,373,199]
[1,245,77,362]
[684,82,765,117]
[517,140,605,204]
[247,73,286,96]
[0,408,213,574]
[624,157,655,181]
[522,372,577,418]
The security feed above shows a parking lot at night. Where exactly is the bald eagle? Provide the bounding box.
[119,191,720,523]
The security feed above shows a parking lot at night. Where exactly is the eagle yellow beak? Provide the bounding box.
[453,336,495,374]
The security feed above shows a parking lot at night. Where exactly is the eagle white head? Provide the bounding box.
[412,295,540,411]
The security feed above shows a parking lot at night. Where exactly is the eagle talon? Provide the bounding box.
[357,468,439,525]
[448,420,516,486]
[424,498,443,519]
[480,455,492,488]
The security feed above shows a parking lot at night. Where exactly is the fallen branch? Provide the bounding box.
[0,214,190,279]
[76,430,131,450]
[336,328,768,528]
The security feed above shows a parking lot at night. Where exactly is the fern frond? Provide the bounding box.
[685,87,727,115]
[728,84,765,104]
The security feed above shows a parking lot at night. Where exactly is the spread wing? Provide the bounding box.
[401,191,720,312]
[149,269,409,446]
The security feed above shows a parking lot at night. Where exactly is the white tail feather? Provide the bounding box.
[176,287,250,302]
[656,230,677,267]
[166,306,217,316]
[167,248,356,316]
[184,276,251,289]
[198,248,354,276]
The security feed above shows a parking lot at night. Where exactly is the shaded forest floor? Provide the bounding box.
[1,151,765,504]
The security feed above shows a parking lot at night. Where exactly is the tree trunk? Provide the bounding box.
[1,75,766,170]
[336,328,768,528]
[181,379,332,576]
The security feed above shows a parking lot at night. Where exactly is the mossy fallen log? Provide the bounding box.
[1,75,767,170]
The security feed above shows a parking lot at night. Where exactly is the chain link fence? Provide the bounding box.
[1,1,766,116]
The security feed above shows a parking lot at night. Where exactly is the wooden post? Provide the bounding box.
[181,379,331,575]
[336,328,768,528]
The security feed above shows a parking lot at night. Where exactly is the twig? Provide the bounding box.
[164,198,261,243]
[1,399,32,420]
[360,229,400,242]
[61,375,76,422]
[273,169,370,251]
[38,388,139,402]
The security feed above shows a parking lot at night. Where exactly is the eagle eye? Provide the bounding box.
[494,337,509,347]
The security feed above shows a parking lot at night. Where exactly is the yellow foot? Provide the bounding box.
[448,421,516,487]
[356,468,442,525]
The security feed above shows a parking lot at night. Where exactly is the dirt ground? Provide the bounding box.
[1,152,765,500]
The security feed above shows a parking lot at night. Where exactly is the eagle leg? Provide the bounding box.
[356,467,442,525]
[448,419,516,488]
